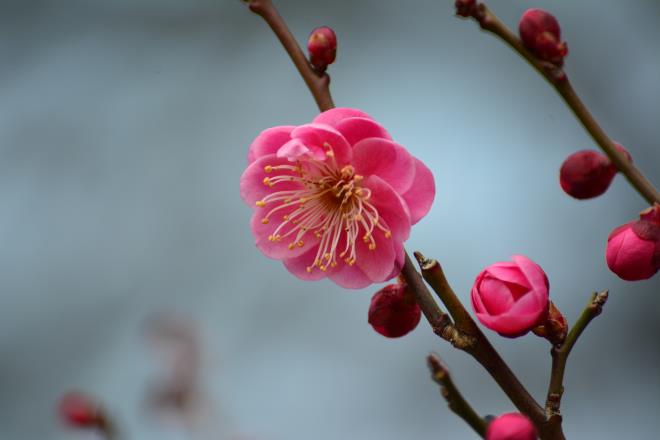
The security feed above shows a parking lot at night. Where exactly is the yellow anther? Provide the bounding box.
[264,165,273,173]
[297,241,304,248]
[354,188,363,196]
[326,150,335,158]
[268,235,275,241]
[282,215,289,220]
[368,243,376,250]
[355,214,363,221]
[262,177,272,187]
[384,231,392,239]
[330,261,338,267]
[323,142,332,149]
[306,266,313,273]
[353,174,363,182]
[256,200,266,207]
[261,218,269,224]
[319,265,327,272]
[324,253,331,261]
[288,243,296,250]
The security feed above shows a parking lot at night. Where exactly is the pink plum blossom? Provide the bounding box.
[486,413,538,440]
[471,255,549,337]
[606,204,659,281]
[240,108,435,289]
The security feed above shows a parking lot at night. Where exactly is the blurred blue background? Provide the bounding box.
[0,0,658,439]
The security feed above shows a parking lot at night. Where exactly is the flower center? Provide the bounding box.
[255,145,392,273]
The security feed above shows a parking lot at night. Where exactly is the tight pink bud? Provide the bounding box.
[368,281,421,338]
[519,9,567,65]
[606,204,660,281]
[307,26,337,72]
[471,255,549,337]
[486,413,538,440]
[58,392,99,428]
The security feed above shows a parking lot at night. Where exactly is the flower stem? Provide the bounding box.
[414,253,547,431]
[427,353,487,437]
[245,0,335,112]
[460,3,660,205]
[545,291,609,431]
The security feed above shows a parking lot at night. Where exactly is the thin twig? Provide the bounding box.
[427,353,487,437]
[545,291,609,427]
[414,252,547,431]
[460,3,659,205]
[246,0,335,111]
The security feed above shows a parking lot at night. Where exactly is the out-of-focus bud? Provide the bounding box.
[606,204,660,281]
[559,150,616,199]
[486,413,538,440]
[532,301,567,345]
[455,0,477,18]
[519,9,567,65]
[368,280,421,338]
[471,255,549,338]
[58,392,100,428]
[307,26,337,72]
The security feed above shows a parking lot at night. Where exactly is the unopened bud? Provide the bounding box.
[307,26,337,73]
[455,0,477,18]
[559,150,614,199]
[532,301,567,345]
[58,392,100,428]
[486,413,538,440]
[519,9,567,65]
[368,281,421,338]
[606,204,660,281]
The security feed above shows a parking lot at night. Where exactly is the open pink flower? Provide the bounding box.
[240,108,435,289]
[471,255,549,337]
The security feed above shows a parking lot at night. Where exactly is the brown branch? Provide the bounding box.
[460,3,660,205]
[544,291,609,432]
[414,252,547,432]
[244,2,545,436]
[245,0,335,112]
[427,353,487,437]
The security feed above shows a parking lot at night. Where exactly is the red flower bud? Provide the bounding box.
[307,26,337,72]
[455,0,477,18]
[368,281,421,338]
[606,204,660,281]
[486,413,538,440]
[559,145,632,199]
[58,392,100,428]
[532,301,567,345]
[519,9,567,65]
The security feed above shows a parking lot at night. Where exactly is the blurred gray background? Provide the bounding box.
[0,0,658,439]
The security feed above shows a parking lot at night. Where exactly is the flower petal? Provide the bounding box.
[312,108,374,127]
[512,255,549,294]
[327,262,373,289]
[291,123,352,165]
[250,209,319,260]
[485,263,531,289]
[247,126,295,164]
[362,175,411,242]
[352,138,415,194]
[400,158,435,225]
[334,117,392,146]
[283,248,328,281]
[477,276,515,316]
[355,233,396,284]
[239,154,300,206]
